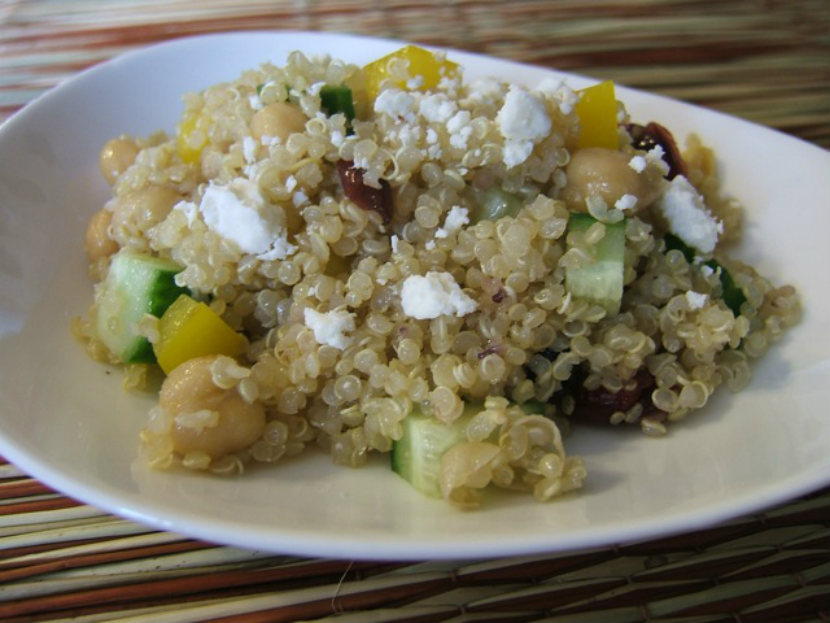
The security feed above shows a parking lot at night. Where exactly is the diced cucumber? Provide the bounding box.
[565,213,626,315]
[95,250,187,364]
[391,401,546,499]
[391,406,471,499]
[663,233,747,315]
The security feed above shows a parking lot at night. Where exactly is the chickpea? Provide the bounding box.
[250,102,307,142]
[99,137,139,185]
[109,186,181,243]
[561,147,663,213]
[84,208,118,261]
[160,355,266,459]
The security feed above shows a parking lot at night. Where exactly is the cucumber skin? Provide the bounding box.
[97,252,187,364]
[391,411,469,499]
[565,213,626,315]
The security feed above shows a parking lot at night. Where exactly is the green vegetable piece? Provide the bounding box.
[472,187,523,222]
[663,233,747,315]
[320,85,356,122]
[95,250,188,364]
[391,405,471,499]
[565,213,626,315]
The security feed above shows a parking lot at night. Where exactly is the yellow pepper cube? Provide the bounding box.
[575,80,619,150]
[363,45,460,101]
[175,110,211,164]
[154,294,247,374]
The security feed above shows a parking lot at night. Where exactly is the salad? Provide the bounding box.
[75,45,800,507]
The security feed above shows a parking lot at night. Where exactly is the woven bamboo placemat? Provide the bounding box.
[1,2,828,622]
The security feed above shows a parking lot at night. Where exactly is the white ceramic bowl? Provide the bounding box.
[1,31,827,560]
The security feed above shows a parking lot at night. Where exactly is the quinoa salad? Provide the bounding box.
[76,45,800,508]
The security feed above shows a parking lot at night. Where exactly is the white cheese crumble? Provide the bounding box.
[303,308,355,350]
[242,136,258,164]
[646,144,670,176]
[700,264,716,278]
[447,110,473,150]
[330,130,345,148]
[400,271,478,319]
[496,86,551,168]
[497,86,551,141]
[435,205,469,239]
[390,234,400,254]
[628,155,647,173]
[656,175,723,254]
[199,179,293,256]
[615,193,638,212]
[373,89,417,123]
[419,93,458,123]
[503,140,534,168]
[685,290,708,310]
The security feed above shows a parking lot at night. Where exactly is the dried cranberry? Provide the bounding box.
[336,160,393,224]
[626,122,687,180]
[570,369,666,425]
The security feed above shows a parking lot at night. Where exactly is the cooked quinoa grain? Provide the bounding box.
[76,47,799,508]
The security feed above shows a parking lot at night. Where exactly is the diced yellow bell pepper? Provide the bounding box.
[153,294,247,374]
[363,45,460,101]
[175,110,211,164]
[575,80,619,150]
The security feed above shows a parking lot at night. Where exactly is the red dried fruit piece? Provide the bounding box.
[336,160,393,224]
[626,122,687,179]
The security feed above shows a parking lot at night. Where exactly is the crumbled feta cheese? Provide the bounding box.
[285,175,298,192]
[303,308,355,350]
[447,110,473,150]
[646,145,670,175]
[685,290,708,310]
[503,140,534,169]
[424,239,437,250]
[425,128,439,144]
[198,179,288,255]
[242,136,258,164]
[330,130,345,148]
[628,155,647,173]
[615,194,638,211]
[497,86,551,168]
[257,234,298,261]
[497,86,551,142]
[390,234,400,254]
[435,205,469,238]
[173,200,198,227]
[292,190,309,208]
[656,175,722,254]
[374,89,417,123]
[700,264,716,278]
[466,77,504,105]
[418,93,458,123]
[538,78,578,115]
[400,271,478,319]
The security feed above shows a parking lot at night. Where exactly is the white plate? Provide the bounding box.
[1,32,828,560]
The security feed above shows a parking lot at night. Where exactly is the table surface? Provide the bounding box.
[1,2,828,622]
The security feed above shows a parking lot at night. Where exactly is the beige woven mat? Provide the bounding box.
[1,2,828,622]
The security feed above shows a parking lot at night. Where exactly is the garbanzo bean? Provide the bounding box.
[99,137,139,185]
[561,147,663,213]
[250,102,307,142]
[109,186,181,242]
[160,355,266,459]
[84,208,118,262]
